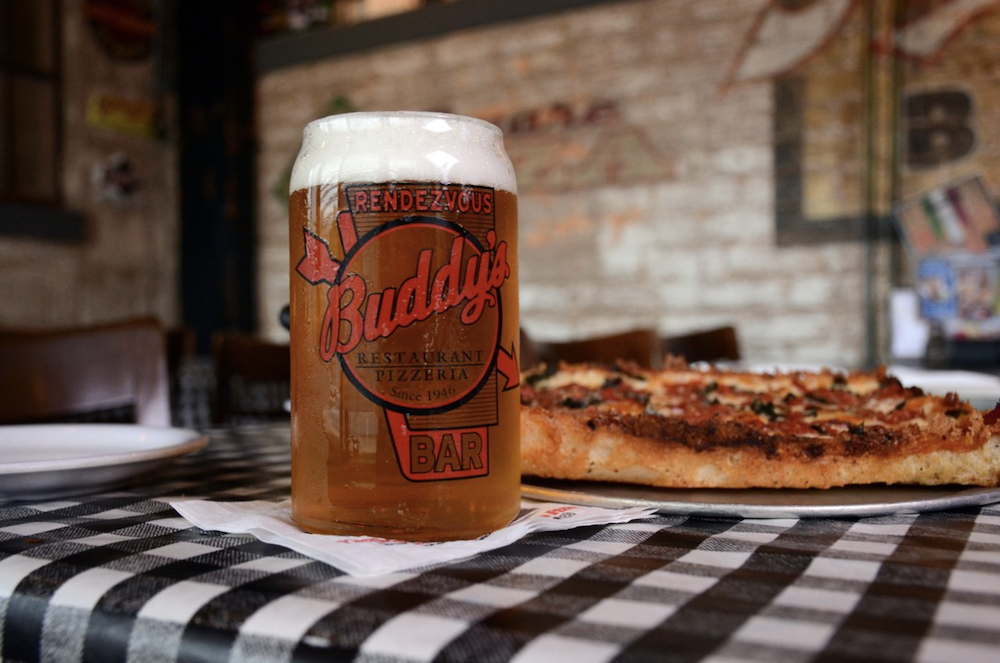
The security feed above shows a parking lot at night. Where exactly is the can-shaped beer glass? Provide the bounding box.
[288,112,520,540]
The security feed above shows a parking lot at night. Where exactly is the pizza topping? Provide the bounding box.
[521,362,996,458]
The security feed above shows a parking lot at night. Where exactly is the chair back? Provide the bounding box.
[212,333,290,424]
[521,328,661,369]
[0,318,171,426]
[662,325,741,363]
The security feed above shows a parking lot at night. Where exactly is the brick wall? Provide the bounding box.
[3,1,996,368]
[258,0,886,367]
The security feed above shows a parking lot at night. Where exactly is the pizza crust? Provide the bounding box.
[520,403,1000,489]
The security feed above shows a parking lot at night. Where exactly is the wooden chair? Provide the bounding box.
[212,332,290,424]
[661,325,741,363]
[166,324,196,413]
[0,318,171,426]
[520,328,661,369]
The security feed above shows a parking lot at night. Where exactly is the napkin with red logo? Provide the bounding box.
[170,499,657,577]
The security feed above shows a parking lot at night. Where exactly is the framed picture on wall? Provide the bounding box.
[894,174,1000,258]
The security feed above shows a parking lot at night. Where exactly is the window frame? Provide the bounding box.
[0,0,84,242]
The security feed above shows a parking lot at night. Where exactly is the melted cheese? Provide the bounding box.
[537,368,612,390]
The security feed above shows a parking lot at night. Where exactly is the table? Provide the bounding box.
[1,423,999,663]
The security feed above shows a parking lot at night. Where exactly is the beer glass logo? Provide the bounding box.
[296,183,519,481]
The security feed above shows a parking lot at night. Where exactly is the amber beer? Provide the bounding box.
[288,112,520,540]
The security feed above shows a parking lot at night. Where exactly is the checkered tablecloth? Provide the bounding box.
[1,424,999,663]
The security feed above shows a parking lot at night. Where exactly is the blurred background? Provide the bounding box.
[3,0,1000,370]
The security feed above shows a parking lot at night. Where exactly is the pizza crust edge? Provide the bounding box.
[520,405,1000,489]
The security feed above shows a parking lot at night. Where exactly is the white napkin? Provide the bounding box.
[170,499,657,577]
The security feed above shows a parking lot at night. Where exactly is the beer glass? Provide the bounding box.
[288,112,521,540]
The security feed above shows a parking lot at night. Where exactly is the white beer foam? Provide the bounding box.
[290,112,516,194]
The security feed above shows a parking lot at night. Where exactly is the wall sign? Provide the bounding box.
[91,153,143,206]
[84,0,157,61]
[86,92,159,139]
[904,90,976,169]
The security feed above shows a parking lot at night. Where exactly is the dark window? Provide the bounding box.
[0,0,62,204]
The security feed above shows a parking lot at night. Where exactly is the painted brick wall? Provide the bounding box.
[257,0,1000,368]
[257,0,859,366]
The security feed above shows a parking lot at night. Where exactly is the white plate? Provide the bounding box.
[735,364,1000,411]
[0,424,208,500]
[522,478,1000,519]
[888,365,1000,411]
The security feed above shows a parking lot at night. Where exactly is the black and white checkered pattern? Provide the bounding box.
[2,424,999,663]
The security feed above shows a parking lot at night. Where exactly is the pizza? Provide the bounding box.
[519,359,1000,489]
